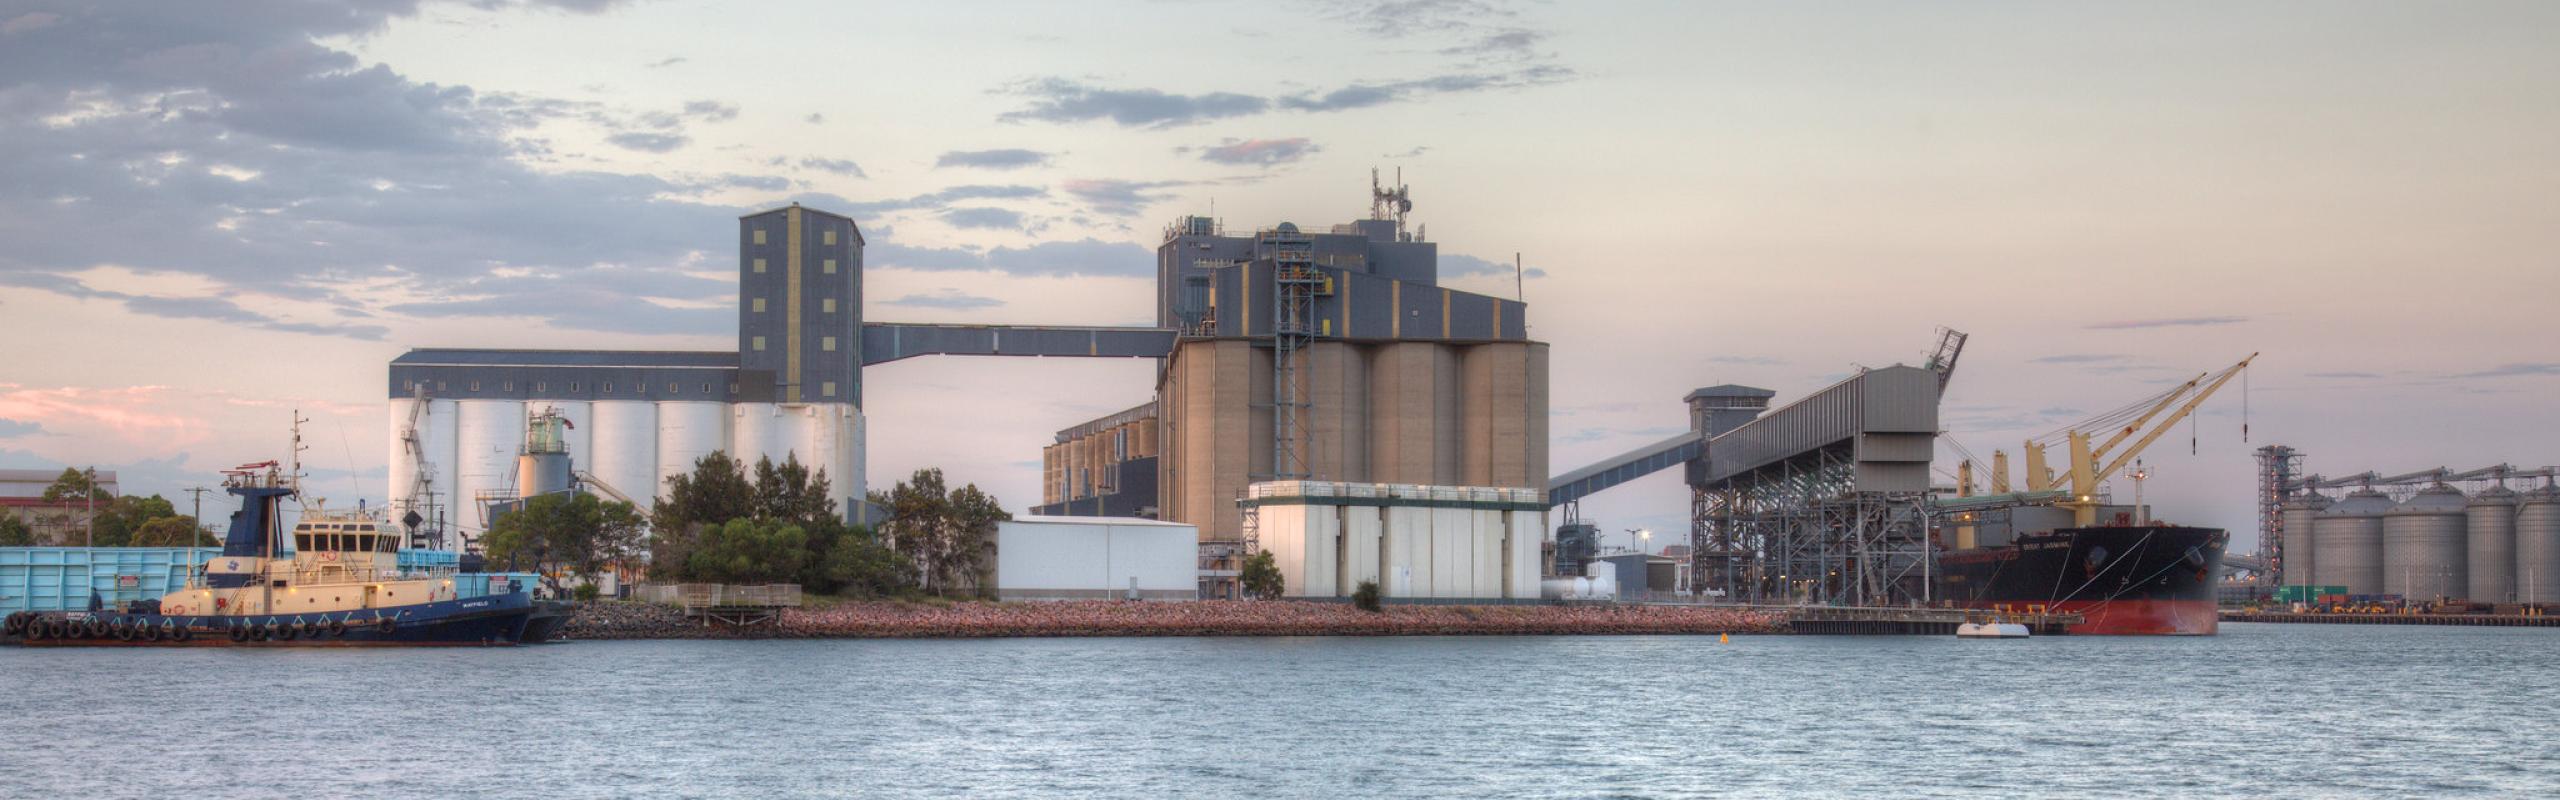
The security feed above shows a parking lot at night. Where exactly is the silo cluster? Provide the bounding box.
[2296,481,2560,603]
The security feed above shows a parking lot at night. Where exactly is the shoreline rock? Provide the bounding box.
[559,600,1786,640]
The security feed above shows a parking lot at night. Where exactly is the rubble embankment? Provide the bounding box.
[560,599,1785,640]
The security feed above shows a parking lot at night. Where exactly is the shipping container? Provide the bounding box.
[1,547,222,613]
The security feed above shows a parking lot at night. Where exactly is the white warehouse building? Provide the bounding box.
[1243,481,1547,601]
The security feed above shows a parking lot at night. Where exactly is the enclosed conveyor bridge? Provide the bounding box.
[860,323,1178,366]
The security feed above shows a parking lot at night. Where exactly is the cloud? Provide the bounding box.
[680,100,738,123]
[984,239,1153,277]
[936,149,1056,170]
[996,78,1271,128]
[0,419,44,437]
[1062,178,1186,216]
[1197,137,1321,168]
[1707,355,1786,366]
[2031,354,2131,364]
[2084,316,2248,330]
[2306,371,2382,379]
[1385,146,1430,158]
[1277,66,1573,112]
[643,56,687,68]
[1441,28,1545,61]
[845,184,1048,216]
[883,289,1005,310]
[0,273,389,340]
[1441,253,1547,279]
[2456,363,2560,378]
[795,157,867,178]
[3,11,62,35]
[804,113,824,124]
[606,131,689,152]
[941,207,1026,231]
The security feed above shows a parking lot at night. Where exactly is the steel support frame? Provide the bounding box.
[1690,444,1935,606]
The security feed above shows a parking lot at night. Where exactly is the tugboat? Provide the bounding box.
[2,461,535,647]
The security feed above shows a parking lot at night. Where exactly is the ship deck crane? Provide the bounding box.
[2004,354,2257,527]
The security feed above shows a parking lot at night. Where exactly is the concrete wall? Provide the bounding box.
[992,517,1197,600]
[1158,338,1549,542]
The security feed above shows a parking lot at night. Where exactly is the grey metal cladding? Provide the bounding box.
[1447,292,1496,339]
[858,324,1176,365]
[1546,432,1705,507]
[389,363,747,402]
[1498,298,1526,340]
[1398,282,1442,337]
[1344,271,1396,337]
[389,349,738,368]
[1699,365,1941,489]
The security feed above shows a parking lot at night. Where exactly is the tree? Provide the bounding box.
[817,526,913,598]
[40,468,108,502]
[1240,550,1284,600]
[0,515,32,547]
[649,451,755,577]
[485,493,646,594]
[686,518,809,585]
[130,515,213,547]
[872,468,1010,598]
[1353,580,1383,612]
[85,495,176,547]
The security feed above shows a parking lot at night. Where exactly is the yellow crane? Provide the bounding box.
[1998,354,2257,526]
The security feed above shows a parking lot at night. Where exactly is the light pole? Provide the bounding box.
[2130,460,2150,525]
[185,486,212,547]
[83,466,96,549]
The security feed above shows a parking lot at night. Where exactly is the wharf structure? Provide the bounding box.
[2256,450,2560,603]
[1038,177,1550,595]
[387,205,1175,547]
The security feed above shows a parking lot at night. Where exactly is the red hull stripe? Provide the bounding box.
[1956,598,2218,636]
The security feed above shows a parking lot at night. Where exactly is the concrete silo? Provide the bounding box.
[2314,489,2391,595]
[587,401,659,506]
[2466,486,2520,603]
[2280,491,2330,588]
[2518,485,2560,604]
[452,399,525,534]
[655,401,730,499]
[2381,484,2467,601]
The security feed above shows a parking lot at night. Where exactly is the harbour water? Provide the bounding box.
[3,623,2556,797]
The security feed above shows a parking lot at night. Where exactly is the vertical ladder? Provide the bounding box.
[1262,228,1321,481]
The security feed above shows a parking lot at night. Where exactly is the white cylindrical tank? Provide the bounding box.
[386,398,419,514]
[2382,485,2468,601]
[2313,489,2390,595]
[2467,486,2519,603]
[453,399,526,534]
[588,401,658,508]
[527,400,592,471]
[774,404,817,468]
[656,401,730,498]
[731,402,781,471]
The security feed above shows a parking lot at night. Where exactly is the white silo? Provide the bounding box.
[2518,485,2560,604]
[453,399,526,534]
[588,401,659,508]
[2280,491,2330,588]
[2382,484,2468,601]
[731,402,783,470]
[2466,486,2520,603]
[655,401,730,497]
[2313,489,2391,595]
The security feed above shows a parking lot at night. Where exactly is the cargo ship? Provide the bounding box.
[3,462,534,647]
[1938,525,2227,635]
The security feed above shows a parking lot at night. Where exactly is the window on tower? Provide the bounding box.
[822,336,836,352]
[822,229,837,245]
[754,229,768,245]
[822,298,835,313]
[822,381,837,397]
[823,258,836,274]
[752,336,766,351]
[753,297,767,313]
[754,258,768,273]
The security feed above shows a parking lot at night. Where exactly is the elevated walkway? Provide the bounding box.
[861,324,1177,366]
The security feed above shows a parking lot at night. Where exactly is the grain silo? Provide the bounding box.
[2466,486,2520,603]
[2279,491,2330,588]
[2314,489,2391,595]
[2518,485,2560,604]
[2381,484,2467,601]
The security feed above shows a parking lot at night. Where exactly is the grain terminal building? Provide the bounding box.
[1040,192,1551,546]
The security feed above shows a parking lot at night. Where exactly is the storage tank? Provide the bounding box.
[2382,484,2467,601]
[2279,491,2330,587]
[387,397,419,513]
[2466,486,2519,603]
[515,410,575,498]
[2518,485,2560,604]
[452,399,526,534]
[587,401,658,509]
[527,400,592,471]
[655,401,730,498]
[731,402,782,469]
[2313,489,2390,595]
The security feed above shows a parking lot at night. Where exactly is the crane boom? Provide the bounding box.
[2091,354,2257,487]
[2090,373,2206,462]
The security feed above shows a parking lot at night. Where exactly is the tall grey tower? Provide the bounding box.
[738,203,864,404]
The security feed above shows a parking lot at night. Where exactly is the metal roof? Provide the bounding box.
[1686,385,1777,401]
[390,349,739,369]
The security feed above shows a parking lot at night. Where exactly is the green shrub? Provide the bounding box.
[1353,580,1382,612]
[573,582,602,602]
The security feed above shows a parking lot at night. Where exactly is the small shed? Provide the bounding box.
[990,516,1198,601]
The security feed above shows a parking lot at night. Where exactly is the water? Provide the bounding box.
[3,623,2556,798]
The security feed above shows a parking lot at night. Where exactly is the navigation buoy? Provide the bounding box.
[1719,632,1730,644]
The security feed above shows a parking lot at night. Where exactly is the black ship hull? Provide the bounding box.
[1939,525,2227,635]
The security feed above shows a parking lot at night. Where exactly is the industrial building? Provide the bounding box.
[987,516,1198,601]
[0,469,120,546]
[1038,176,1551,593]
[388,204,1176,548]
[2262,452,2560,603]
[1240,481,1545,600]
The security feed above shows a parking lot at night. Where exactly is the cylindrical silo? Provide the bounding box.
[386,397,419,514]
[2466,486,2519,603]
[775,404,817,468]
[2382,485,2468,601]
[2279,492,2330,587]
[588,401,658,509]
[2518,486,2560,604]
[656,401,730,499]
[2314,489,2391,595]
[527,400,592,471]
[731,402,782,470]
[453,399,526,534]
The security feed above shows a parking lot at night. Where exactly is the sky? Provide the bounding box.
[1,0,2555,555]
